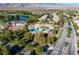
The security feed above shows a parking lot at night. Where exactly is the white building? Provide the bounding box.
[38,15,48,21]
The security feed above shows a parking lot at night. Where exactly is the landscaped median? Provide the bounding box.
[67,27,72,38]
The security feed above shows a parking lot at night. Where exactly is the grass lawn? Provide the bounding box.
[0,21,8,25]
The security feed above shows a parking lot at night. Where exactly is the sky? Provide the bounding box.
[0,3,79,7]
[44,3,79,7]
[57,3,79,7]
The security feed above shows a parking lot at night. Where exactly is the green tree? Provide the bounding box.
[35,46,43,54]
[23,31,31,40]
[25,44,33,51]
[73,23,78,31]
[0,45,10,55]
[34,33,46,46]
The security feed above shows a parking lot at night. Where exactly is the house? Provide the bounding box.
[38,15,48,21]
[47,15,51,21]
[9,21,25,30]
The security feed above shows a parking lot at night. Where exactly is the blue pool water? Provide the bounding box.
[30,29,41,33]
[19,16,28,21]
[29,28,52,33]
[29,25,52,33]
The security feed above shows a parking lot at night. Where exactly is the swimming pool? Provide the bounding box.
[30,28,42,33]
[28,25,52,33]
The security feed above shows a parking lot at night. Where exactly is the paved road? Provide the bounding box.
[50,22,69,55]
[50,21,77,55]
[46,19,78,55]
[67,22,77,55]
[62,21,77,55]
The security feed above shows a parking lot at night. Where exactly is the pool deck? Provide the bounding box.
[28,23,53,33]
